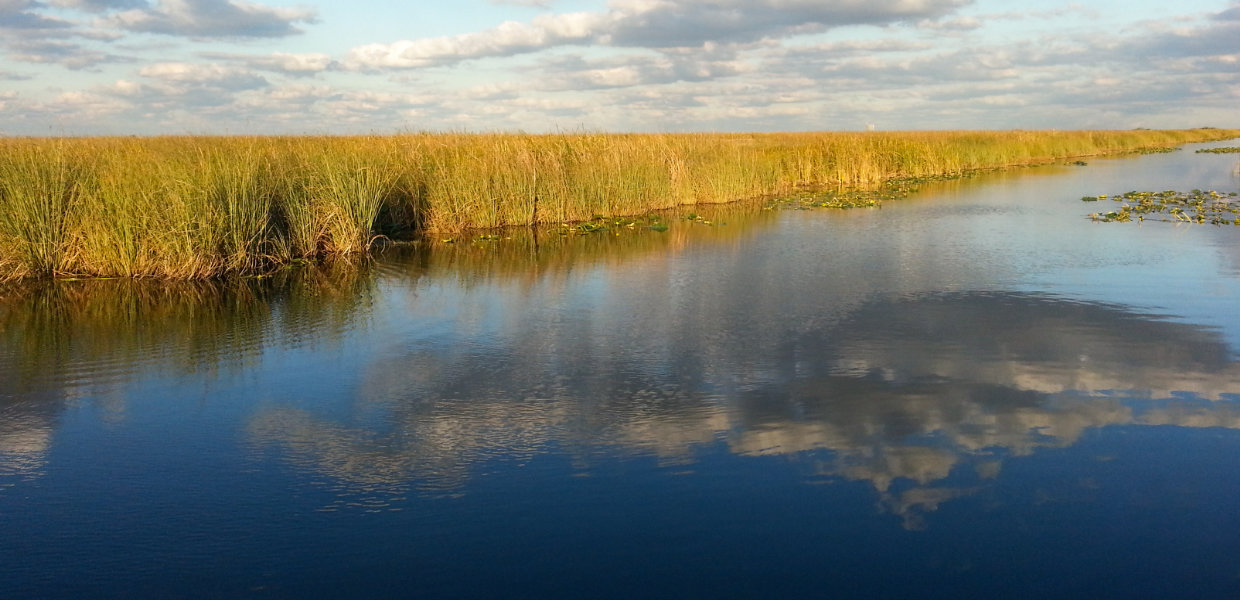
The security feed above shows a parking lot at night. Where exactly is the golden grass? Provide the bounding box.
[1,129,1237,280]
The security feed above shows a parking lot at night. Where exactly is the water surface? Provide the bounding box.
[3,143,1240,599]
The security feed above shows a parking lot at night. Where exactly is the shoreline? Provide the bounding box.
[2,129,1237,281]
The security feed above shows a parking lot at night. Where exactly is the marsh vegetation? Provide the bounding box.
[1,129,1237,280]
[1084,190,1240,224]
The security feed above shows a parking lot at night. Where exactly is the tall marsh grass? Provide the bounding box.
[1,129,1236,280]
[0,142,85,277]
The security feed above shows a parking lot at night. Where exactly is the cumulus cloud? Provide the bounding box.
[252,52,334,74]
[225,85,453,130]
[2,0,316,76]
[1116,8,1240,60]
[0,89,18,114]
[203,51,337,76]
[346,0,970,69]
[768,38,933,75]
[44,90,132,120]
[459,83,522,102]
[0,0,74,32]
[1213,3,1240,21]
[916,15,981,31]
[103,0,317,38]
[139,61,268,89]
[536,52,752,90]
[6,39,129,69]
[4,0,1237,135]
[347,16,591,69]
[46,0,146,11]
[78,62,271,113]
[0,1,121,70]
[491,0,553,7]
[817,47,1025,84]
[602,0,970,47]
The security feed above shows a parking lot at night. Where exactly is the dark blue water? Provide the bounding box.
[3,143,1240,599]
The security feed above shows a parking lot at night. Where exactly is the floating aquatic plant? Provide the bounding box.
[1085,190,1240,225]
[765,183,914,211]
[556,215,659,235]
[1196,147,1240,154]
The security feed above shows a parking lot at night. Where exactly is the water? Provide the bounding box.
[3,144,1240,599]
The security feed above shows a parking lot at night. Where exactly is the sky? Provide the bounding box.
[1,0,1238,135]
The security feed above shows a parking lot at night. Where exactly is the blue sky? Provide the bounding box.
[1,0,1238,135]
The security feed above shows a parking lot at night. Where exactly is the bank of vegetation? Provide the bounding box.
[1,129,1236,280]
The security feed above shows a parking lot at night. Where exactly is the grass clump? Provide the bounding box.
[0,141,88,278]
[2,128,1238,280]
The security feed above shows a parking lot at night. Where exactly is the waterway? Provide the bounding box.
[2,143,1240,599]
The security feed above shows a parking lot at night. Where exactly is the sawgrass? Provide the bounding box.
[1,128,1237,280]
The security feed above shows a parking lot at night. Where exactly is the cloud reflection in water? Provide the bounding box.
[247,291,1240,526]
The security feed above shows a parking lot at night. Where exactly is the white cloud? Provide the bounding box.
[258,83,336,102]
[459,82,522,101]
[346,0,970,69]
[203,51,337,76]
[44,90,132,119]
[104,79,145,96]
[1118,11,1240,60]
[346,16,597,69]
[601,0,970,47]
[256,52,333,73]
[917,15,981,31]
[0,0,74,32]
[1213,3,1240,21]
[138,61,267,90]
[5,38,131,69]
[103,0,317,38]
[535,52,753,90]
[491,0,553,7]
[2,0,1238,134]
[46,0,145,11]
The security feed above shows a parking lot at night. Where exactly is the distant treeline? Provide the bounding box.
[1,129,1236,280]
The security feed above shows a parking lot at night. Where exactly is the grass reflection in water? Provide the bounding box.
[0,262,377,395]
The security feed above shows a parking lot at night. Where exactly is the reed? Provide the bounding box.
[0,141,87,278]
[1,129,1236,280]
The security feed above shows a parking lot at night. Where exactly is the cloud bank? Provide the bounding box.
[1,0,1238,134]
[346,0,969,69]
